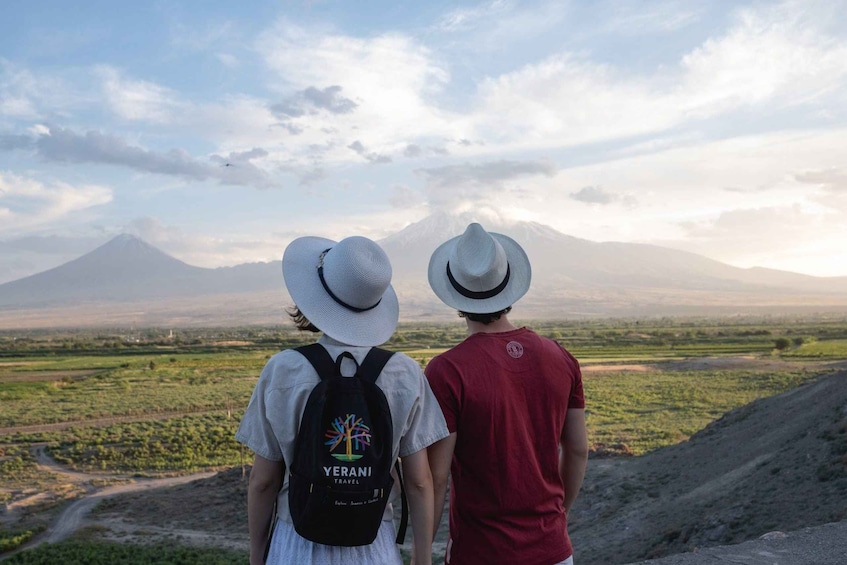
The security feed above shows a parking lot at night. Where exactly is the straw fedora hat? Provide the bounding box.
[428,223,531,314]
[283,235,399,346]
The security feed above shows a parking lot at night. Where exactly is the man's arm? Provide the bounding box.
[401,448,435,565]
[247,454,284,565]
[559,409,588,513]
[427,432,457,540]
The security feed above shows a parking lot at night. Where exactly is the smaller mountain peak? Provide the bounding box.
[91,233,177,261]
[112,233,141,242]
[102,233,151,247]
[101,233,145,247]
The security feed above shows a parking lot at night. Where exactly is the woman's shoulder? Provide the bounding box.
[258,347,321,390]
[382,350,421,373]
[264,347,310,368]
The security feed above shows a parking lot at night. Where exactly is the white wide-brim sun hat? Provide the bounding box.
[428,223,531,314]
[283,235,399,347]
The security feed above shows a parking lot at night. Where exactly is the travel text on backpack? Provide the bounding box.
[288,344,408,546]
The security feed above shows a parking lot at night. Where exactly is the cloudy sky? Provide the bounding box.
[1,0,846,283]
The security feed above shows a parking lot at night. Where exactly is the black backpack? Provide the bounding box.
[288,344,408,547]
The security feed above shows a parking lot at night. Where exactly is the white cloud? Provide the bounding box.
[390,185,426,209]
[434,0,513,33]
[795,168,847,192]
[674,204,847,276]
[0,59,96,123]
[678,4,847,116]
[256,21,457,156]
[602,1,703,34]
[0,172,112,235]
[216,53,239,68]
[120,211,418,270]
[466,1,847,151]
[0,59,41,120]
[432,0,569,55]
[504,127,847,276]
[795,167,847,214]
[120,217,286,267]
[96,66,180,123]
[415,159,557,212]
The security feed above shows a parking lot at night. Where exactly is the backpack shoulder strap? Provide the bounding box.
[394,459,409,544]
[357,347,396,384]
[295,343,337,381]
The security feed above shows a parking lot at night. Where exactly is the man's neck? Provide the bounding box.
[466,315,519,335]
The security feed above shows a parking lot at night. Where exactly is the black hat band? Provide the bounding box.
[446,261,510,300]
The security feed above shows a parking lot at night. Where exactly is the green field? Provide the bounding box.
[0,353,262,428]
[2,317,847,469]
[782,339,847,358]
[583,369,819,454]
[1,317,846,559]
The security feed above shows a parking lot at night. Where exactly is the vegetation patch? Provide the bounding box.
[0,354,260,429]
[0,445,41,486]
[39,413,247,473]
[784,339,847,359]
[3,539,247,564]
[583,369,825,455]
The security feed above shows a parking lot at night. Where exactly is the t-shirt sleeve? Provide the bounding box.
[235,362,284,461]
[563,349,585,410]
[424,354,462,434]
[398,361,450,458]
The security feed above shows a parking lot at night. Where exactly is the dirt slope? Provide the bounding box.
[569,370,847,565]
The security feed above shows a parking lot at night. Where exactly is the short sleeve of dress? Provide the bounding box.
[424,354,462,434]
[397,358,450,458]
[235,361,284,461]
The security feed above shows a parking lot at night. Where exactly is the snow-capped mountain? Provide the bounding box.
[1,214,846,326]
[380,212,847,294]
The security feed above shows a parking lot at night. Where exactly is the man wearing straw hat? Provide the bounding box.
[425,223,588,565]
[236,235,448,565]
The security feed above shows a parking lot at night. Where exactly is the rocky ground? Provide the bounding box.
[569,369,847,565]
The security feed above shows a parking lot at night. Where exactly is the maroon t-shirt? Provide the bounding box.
[425,328,585,565]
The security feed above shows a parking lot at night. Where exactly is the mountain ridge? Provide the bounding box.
[1,214,846,326]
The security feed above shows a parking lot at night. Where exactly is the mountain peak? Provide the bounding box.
[100,231,186,261]
[99,233,156,252]
[109,233,143,244]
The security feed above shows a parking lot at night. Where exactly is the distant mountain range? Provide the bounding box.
[380,212,847,293]
[1,213,846,328]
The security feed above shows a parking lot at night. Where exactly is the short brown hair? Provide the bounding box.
[287,306,320,332]
[458,306,512,325]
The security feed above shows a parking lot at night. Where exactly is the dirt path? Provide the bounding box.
[47,473,217,543]
[1,448,217,560]
[582,357,847,373]
[32,445,100,483]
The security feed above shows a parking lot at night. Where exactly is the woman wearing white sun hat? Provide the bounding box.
[236,235,448,565]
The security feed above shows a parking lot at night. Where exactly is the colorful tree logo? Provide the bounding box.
[325,414,372,461]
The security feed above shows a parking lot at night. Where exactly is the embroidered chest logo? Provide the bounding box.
[325,413,371,461]
[506,341,524,358]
